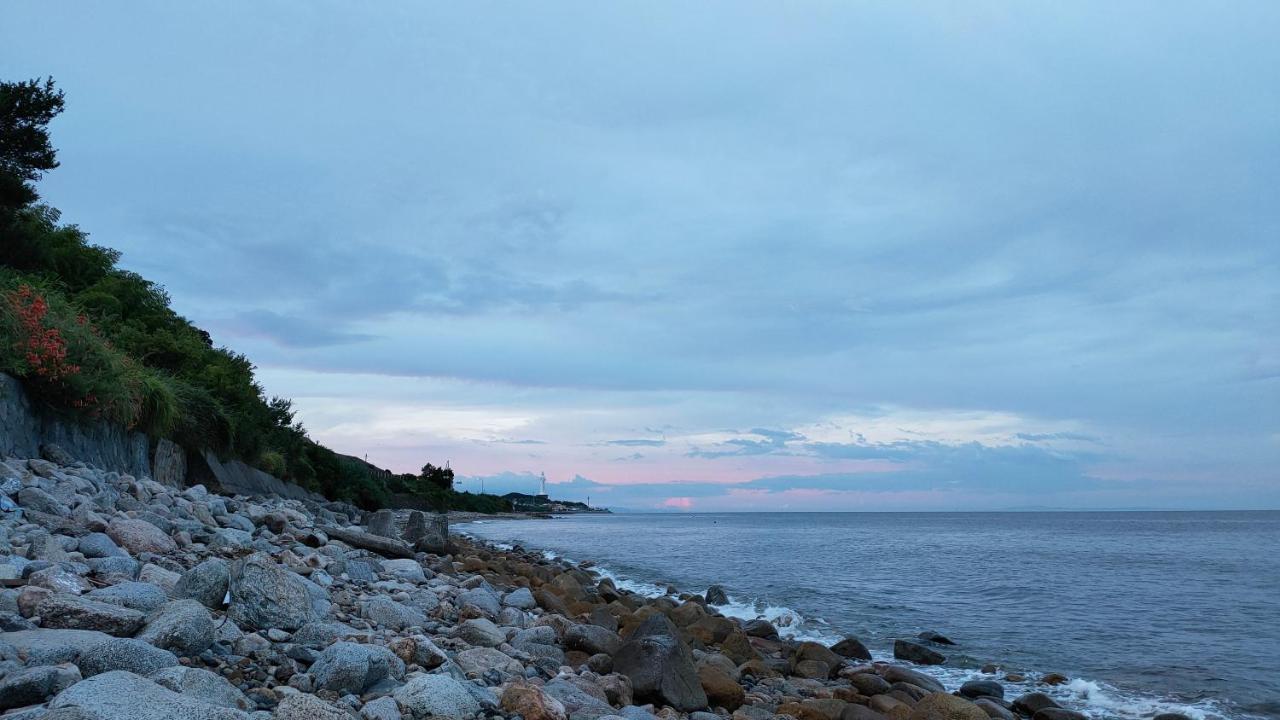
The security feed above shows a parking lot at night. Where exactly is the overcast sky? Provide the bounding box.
[4,1,1277,510]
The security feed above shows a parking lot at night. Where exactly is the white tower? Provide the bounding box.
[538,472,547,497]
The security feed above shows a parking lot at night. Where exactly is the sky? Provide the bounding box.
[3,2,1277,511]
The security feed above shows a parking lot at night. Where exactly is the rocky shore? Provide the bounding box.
[0,450,1190,720]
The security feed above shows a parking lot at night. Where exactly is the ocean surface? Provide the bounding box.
[459,511,1280,720]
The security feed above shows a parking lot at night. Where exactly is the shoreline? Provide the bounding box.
[454,516,1237,720]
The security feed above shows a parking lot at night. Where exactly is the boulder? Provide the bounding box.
[917,631,956,645]
[457,587,502,618]
[894,639,945,665]
[172,558,230,609]
[136,599,214,655]
[459,617,506,647]
[742,619,778,639]
[503,681,569,720]
[1011,693,1061,717]
[0,664,81,710]
[227,552,322,631]
[697,662,745,711]
[844,706,890,720]
[880,666,945,694]
[612,613,707,712]
[148,666,252,710]
[959,680,1004,700]
[790,641,844,679]
[566,623,622,656]
[504,587,537,609]
[273,692,351,720]
[405,511,450,553]
[455,646,523,677]
[851,672,893,696]
[381,558,426,583]
[367,509,397,537]
[0,628,113,666]
[908,693,987,720]
[78,533,128,559]
[76,638,179,677]
[973,699,1017,720]
[106,518,176,555]
[361,696,403,720]
[85,582,169,613]
[1032,710,1087,720]
[543,677,616,720]
[362,596,427,631]
[393,674,482,719]
[47,670,248,719]
[705,585,729,605]
[36,594,146,636]
[831,636,873,661]
[309,641,405,694]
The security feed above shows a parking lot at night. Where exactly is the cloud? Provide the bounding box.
[6,1,1277,509]
[600,439,666,447]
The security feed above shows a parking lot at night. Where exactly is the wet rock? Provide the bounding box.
[172,558,230,609]
[136,599,215,655]
[1011,693,1061,717]
[227,552,322,631]
[959,680,1004,700]
[394,673,482,719]
[917,631,956,646]
[831,636,873,661]
[851,672,893,696]
[973,698,1016,720]
[47,670,248,719]
[0,663,81,710]
[1032,710,1087,720]
[742,618,779,640]
[37,594,146,636]
[613,613,707,712]
[908,693,987,720]
[790,641,844,679]
[310,641,405,694]
[880,666,945,694]
[705,585,729,605]
[893,639,945,665]
[106,518,176,555]
[76,638,179,677]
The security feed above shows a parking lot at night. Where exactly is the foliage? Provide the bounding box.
[0,76,513,512]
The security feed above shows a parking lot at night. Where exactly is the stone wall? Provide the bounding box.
[200,450,325,502]
[0,372,150,478]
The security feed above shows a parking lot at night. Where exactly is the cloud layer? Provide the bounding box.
[4,1,1277,509]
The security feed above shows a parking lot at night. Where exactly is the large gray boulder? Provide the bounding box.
[85,582,169,613]
[457,587,501,618]
[310,641,406,694]
[381,558,426,583]
[36,595,146,636]
[393,674,481,719]
[894,639,945,665]
[543,677,616,720]
[78,533,128,559]
[0,629,112,666]
[361,596,426,631]
[172,558,230,609]
[458,618,506,647]
[227,552,323,631]
[48,670,248,719]
[612,614,707,712]
[76,638,178,677]
[136,600,214,655]
[148,666,252,710]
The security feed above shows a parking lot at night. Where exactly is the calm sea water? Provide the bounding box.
[460,511,1280,720]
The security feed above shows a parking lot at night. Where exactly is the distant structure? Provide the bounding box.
[502,471,609,513]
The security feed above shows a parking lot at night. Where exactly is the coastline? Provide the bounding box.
[455,515,1242,720]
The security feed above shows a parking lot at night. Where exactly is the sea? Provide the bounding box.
[458,511,1280,720]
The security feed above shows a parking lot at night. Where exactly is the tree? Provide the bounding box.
[0,78,65,210]
[419,462,454,492]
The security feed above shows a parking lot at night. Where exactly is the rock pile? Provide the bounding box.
[0,448,1128,720]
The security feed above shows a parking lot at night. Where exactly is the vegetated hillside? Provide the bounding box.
[0,77,508,512]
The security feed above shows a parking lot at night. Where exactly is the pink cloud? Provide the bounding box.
[660,496,695,510]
